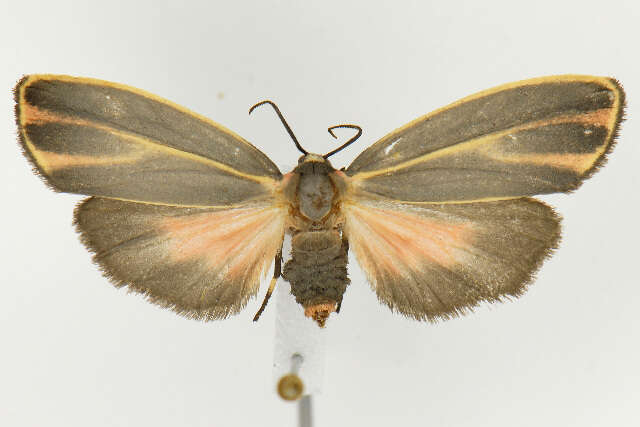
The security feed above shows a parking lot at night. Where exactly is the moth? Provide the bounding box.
[15,75,625,327]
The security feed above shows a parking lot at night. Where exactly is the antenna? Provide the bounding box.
[249,100,309,155]
[324,124,362,158]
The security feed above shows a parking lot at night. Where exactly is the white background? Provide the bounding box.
[2,1,639,426]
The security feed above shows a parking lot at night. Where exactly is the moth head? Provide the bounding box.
[295,153,335,171]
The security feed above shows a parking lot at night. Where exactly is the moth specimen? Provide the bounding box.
[14,75,624,327]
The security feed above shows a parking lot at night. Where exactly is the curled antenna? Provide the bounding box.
[249,100,308,155]
[324,124,363,158]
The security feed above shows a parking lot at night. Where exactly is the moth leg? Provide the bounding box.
[253,249,283,322]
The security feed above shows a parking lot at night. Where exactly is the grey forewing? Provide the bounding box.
[24,78,282,178]
[346,80,616,174]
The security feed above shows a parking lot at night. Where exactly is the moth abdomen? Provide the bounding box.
[282,230,350,327]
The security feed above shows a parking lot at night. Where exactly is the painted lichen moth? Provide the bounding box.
[14,74,625,326]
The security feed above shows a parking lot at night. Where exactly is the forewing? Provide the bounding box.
[15,74,281,206]
[74,197,286,320]
[342,197,560,320]
[347,75,624,202]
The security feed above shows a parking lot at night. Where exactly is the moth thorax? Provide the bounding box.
[296,160,336,221]
[282,230,350,327]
